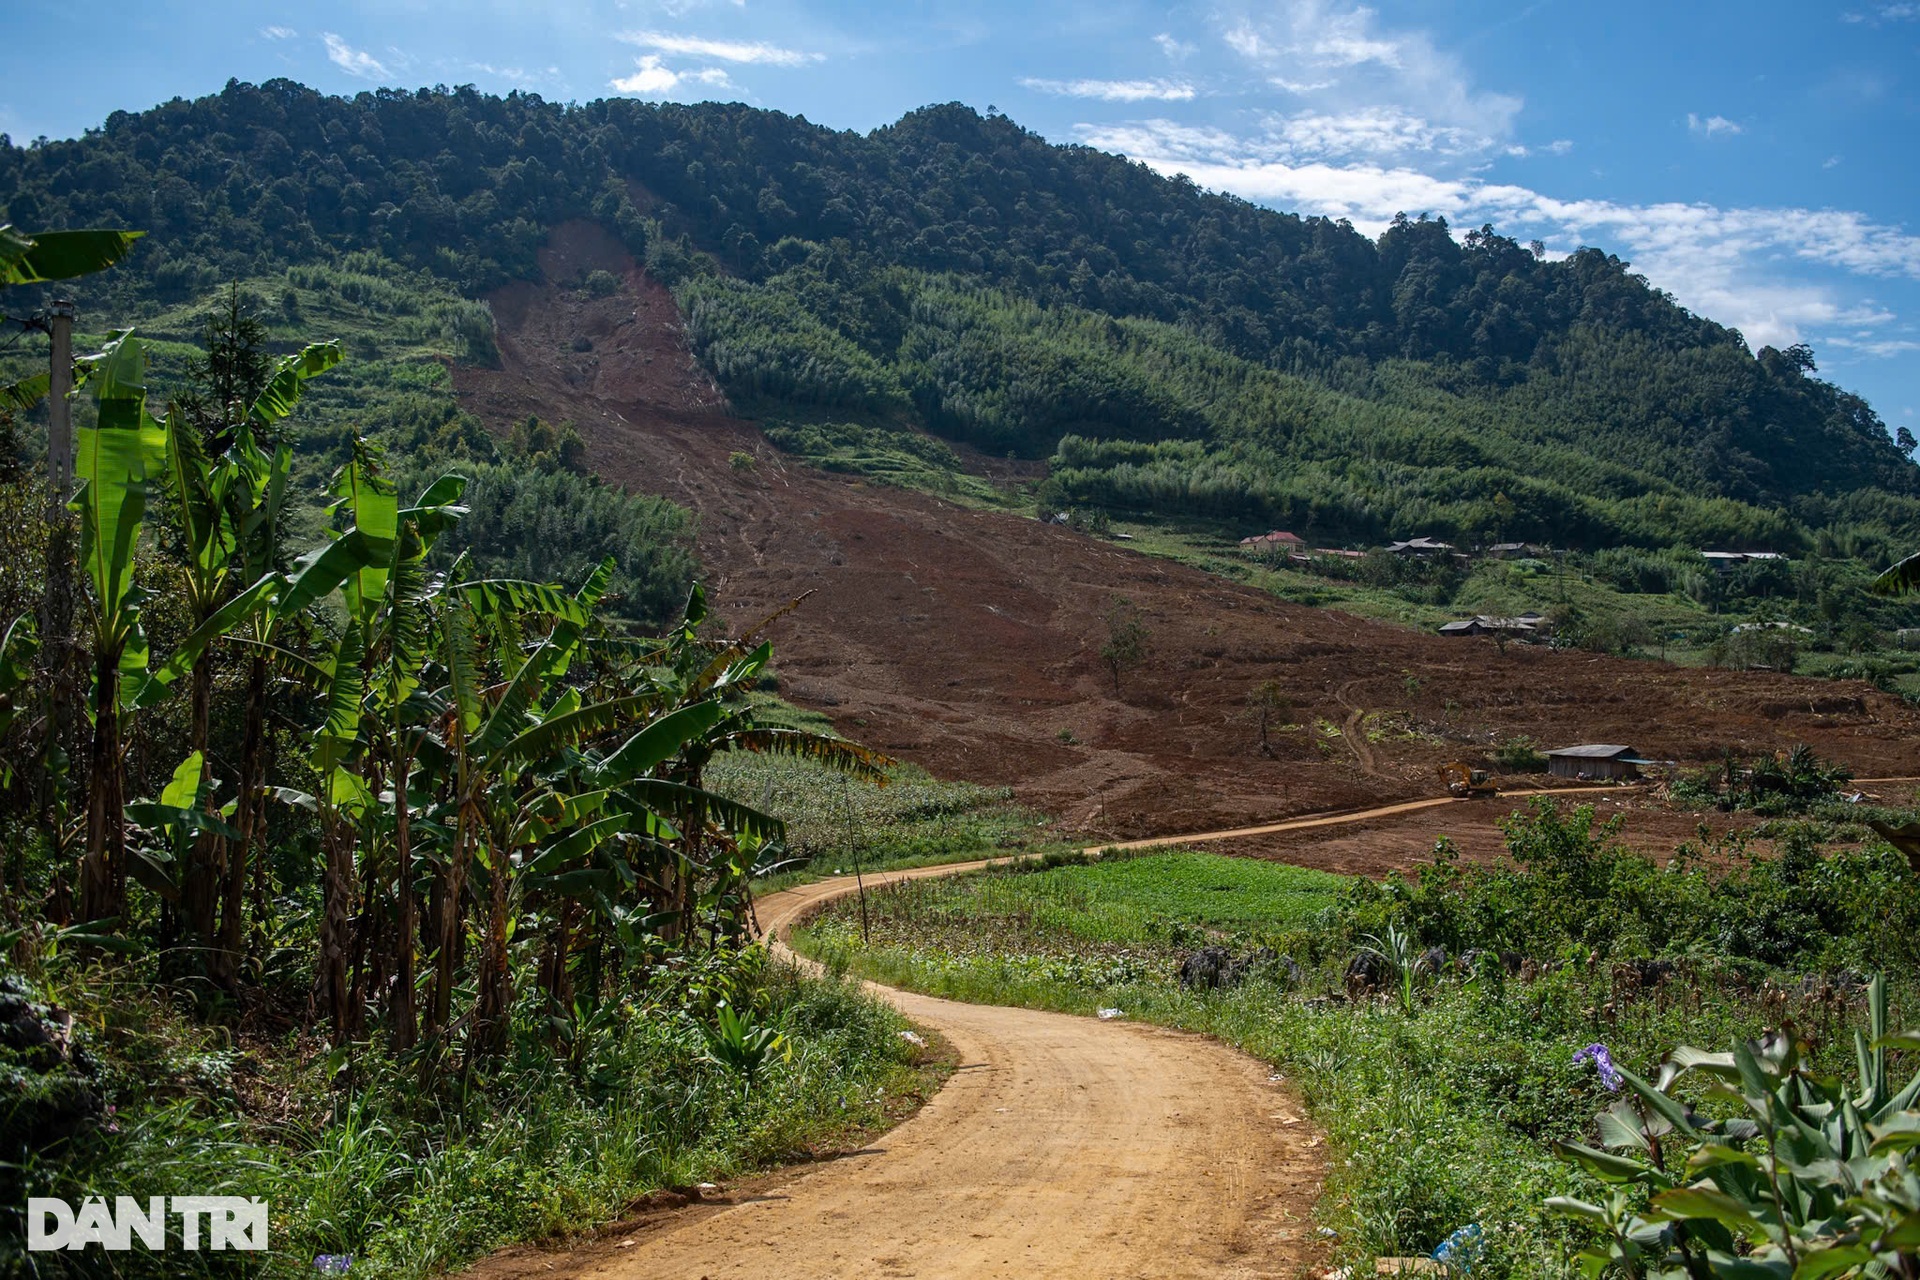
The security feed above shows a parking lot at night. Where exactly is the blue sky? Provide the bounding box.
[3,0,1917,429]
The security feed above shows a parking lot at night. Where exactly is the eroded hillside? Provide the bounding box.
[446,224,1920,854]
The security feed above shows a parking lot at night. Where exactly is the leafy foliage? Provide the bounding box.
[1549,975,1920,1278]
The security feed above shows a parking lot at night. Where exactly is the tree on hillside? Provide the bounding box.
[1243,679,1292,758]
[1100,596,1149,696]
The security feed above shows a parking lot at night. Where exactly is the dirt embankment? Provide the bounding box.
[453,223,1920,868]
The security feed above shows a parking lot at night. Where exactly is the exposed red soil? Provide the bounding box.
[453,223,1920,873]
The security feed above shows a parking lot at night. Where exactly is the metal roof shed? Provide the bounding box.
[1545,744,1641,780]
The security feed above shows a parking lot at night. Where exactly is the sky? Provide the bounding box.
[3,0,1918,430]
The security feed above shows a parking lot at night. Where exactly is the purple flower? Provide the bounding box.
[1574,1043,1622,1091]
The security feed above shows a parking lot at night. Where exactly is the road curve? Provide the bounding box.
[486,788,1626,1279]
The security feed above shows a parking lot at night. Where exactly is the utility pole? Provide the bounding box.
[38,299,76,922]
[45,300,74,504]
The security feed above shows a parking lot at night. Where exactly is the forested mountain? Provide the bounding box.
[4,79,1916,551]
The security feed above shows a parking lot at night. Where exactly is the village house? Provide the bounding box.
[1239,530,1307,551]
[1545,743,1644,781]
[1437,613,1547,639]
[1702,550,1789,573]
[1385,536,1454,556]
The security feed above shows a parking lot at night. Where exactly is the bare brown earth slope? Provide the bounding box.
[455,223,1920,859]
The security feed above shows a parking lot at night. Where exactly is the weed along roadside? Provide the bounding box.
[789,798,1920,1280]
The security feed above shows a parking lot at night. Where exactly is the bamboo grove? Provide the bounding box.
[1,226,888,1070]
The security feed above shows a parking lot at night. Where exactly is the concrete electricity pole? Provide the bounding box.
[44,299,74,508]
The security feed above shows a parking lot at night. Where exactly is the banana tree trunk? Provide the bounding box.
[38,520,76,925]
[537,895,575,1053]
[470,835,512,1061]
[222,654,268,974]
[428,800,474,1035]
[316,810,359,1041]
[77,647,124,924]
[181,658,223,975]
[391,745,417,1053]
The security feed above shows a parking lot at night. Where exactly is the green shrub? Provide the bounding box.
[1493,736,1548,773]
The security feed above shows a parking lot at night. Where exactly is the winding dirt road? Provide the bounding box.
[486,789,1645,1280]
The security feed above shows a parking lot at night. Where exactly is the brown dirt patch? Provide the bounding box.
[452,224,1920,875]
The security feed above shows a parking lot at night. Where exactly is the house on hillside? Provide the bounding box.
[1438,614,1547,639]
[1386,536,1454,556]
[1240,530,1307,551]
[1702,550,1790,573]
[1545,743,1643,781]
[1487,542,1541,558]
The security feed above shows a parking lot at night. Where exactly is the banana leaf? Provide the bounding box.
[247,341,343,426]
[0,226,143,285]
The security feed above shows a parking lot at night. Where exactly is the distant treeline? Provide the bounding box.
[4,82,1915,551]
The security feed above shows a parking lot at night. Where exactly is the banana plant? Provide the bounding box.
[0,224,143,413]
[286,447,466,1043]
[0,616,37,764]
[0,225,143,288]
[1872,552,1920,599]
[146,341,343,975]
[71,331,166,925]
[123,750,237,912]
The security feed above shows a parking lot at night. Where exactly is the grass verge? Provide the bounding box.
[789,821,1920,1280]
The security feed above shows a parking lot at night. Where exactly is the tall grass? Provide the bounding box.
[2,963,935,1279]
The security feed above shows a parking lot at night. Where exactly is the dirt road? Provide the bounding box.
[519,862,1323,1279]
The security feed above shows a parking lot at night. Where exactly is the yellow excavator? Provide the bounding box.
[1439,761,1499,799]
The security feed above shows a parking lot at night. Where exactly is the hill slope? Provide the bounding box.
[5,82,1918,553]
[447,222,1920,844]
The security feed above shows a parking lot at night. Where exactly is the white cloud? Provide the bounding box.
[260,25,296,40]
[1258,106,1496,160]
[616,31,820,66]
[469,62,533,85]
[1080,116,1920,353]
[1688,112,1744,138]
[323,33,389,79]
[1843,3,1919,20]
[610,54,733,96]
[1154,33,1195,60]
[1217,1,1521,143]
[1824,336,1920,356]
[1021,77,1196,102]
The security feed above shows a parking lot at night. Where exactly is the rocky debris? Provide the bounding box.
[1343,950,1394,998]
[1178,946,1301,992]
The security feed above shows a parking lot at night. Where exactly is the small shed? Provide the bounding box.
[1546,744,1641,781]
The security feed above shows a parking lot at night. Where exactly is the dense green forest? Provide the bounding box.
[4,80,1918,556]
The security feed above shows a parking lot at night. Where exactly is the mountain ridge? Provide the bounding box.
[2,80,1915,551]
